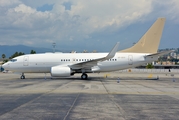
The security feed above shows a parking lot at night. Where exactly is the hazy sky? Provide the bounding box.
[0,0,179,52]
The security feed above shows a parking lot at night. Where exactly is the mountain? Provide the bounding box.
[0,45,54,58]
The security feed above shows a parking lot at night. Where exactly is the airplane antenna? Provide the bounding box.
[52,43,56,53]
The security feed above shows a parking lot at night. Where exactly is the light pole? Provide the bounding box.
[52,43,56,53]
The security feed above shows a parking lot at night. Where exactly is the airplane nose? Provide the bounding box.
[1,65,4,72]
[2,63,8,70]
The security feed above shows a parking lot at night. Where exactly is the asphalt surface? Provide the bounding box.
[0,72,179,120]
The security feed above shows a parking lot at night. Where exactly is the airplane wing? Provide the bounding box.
[145,50,174,58]
[69,42,119,69]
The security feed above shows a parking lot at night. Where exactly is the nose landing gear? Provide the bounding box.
[21,73,25,79]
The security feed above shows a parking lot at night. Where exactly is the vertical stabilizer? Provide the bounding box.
[120,18,166,53]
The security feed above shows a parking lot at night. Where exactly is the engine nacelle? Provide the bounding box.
[51,66,72,77]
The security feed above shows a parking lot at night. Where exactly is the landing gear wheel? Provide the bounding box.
[21,74,25,79]
[81,73,88,80]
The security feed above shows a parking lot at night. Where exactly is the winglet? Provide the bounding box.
[105,42,119,59]
[69,42,120,69]
[146,50,174,58]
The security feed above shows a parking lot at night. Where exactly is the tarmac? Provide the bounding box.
[0,71,179,120]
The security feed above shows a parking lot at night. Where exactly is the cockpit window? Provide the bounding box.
[10,59,17,62]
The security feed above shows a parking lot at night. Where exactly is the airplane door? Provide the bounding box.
[128,55,133,65]
[23,56,29,66]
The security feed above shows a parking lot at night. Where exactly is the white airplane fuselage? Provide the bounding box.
[3,52,156,73]
[2,18,167,79]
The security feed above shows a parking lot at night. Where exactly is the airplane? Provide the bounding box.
[2,18,172,80]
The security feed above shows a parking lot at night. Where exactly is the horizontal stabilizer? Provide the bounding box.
[146,50,174,58]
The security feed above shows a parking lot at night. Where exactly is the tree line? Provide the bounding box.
[1,50,36,64]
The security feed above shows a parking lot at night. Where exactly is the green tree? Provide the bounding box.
[30,50,36,54]
[19,52,25,56]
[3,59,8,64]
[1,54,9,64]
[2,54,6,59]
[9,52,25,59]
[146,63,154,69]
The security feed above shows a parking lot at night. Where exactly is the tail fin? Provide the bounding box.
[120,18,166,53]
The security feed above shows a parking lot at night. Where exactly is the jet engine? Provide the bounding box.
[51,66,72,77]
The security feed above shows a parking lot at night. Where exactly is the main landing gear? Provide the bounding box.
[81,73,88,80]
[20,73,25,79]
